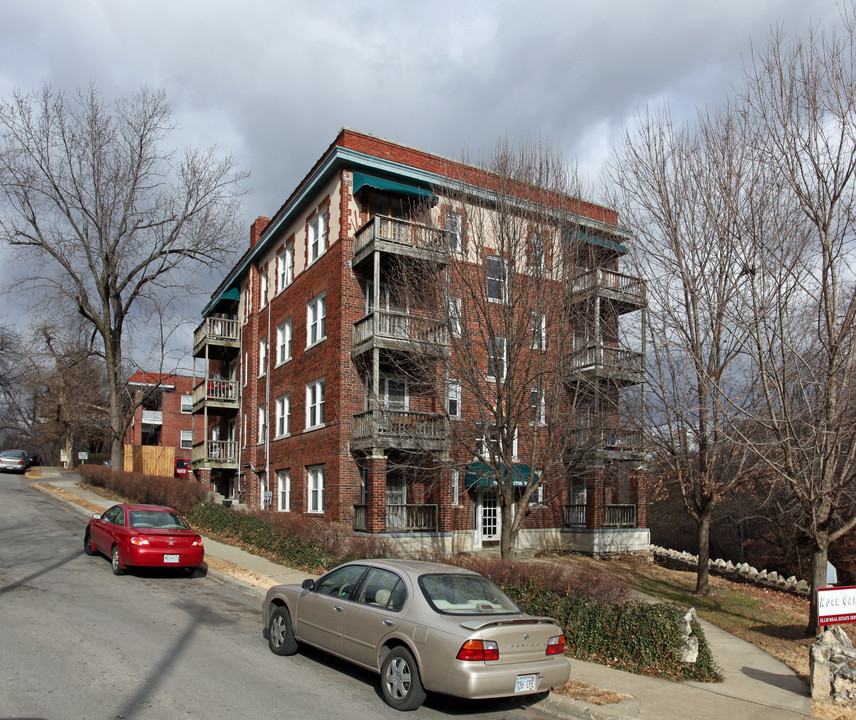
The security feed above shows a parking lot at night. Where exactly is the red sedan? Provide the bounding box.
[84,504,204,575]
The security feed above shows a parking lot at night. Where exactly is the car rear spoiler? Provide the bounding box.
[458,616,558,631]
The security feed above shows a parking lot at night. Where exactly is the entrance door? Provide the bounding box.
[386,470,407,530]
[478,489,501,545]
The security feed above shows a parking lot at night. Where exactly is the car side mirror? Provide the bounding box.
[91,513,101,520]
[301,579,315,591]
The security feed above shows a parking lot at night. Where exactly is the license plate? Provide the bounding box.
[515,674,537,693]
[163,554,180,563]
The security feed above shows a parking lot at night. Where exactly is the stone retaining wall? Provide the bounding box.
[811,626,856,707]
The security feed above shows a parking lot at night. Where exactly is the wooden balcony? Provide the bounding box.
[352,215,448,269]
[568,427,644,461]
[567,345,645,386]
[193,316,240,359]
[352,504,439,533]
[192,378,239,414]
[351,409,448,452]
[191,439,239,469]
[352,310,450,358]
[563,503,637,528]
[567,268,645,314]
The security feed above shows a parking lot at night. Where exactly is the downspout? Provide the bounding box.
[263,292,272,508]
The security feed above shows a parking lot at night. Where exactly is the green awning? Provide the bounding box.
[353,172,437,202]
[464,462,538,489]
[574,230,628,255]
[221,287,241,301]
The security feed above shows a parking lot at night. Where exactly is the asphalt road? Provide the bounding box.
[0,472,559,720]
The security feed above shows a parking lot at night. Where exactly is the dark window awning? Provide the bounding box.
[221,287,241,301]
[574,230,628,255]
[353,172,437,202]
[464,462,538,489]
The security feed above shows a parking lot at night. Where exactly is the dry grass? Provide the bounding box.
[552,679,632,705]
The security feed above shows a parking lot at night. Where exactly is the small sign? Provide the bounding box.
[818,585,856,625]
[78,451,89,460]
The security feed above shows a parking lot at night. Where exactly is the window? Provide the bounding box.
[530,232,546,270]
[180,430,193,449]
[531,388,546,424]
[257,405,266,444]
[447,380,461,418]
[243,351,248,386]
[259,336,267,376]
[275,394,290,437]
[276,319,292,364]
[449,296,462,337]
[451,468,460,506]
[487,335,506,380]
[307,293,326,347]
[534,476,544,504]
[243,286,250,323]
[277,470,290,512]
[278,243,293,291]
[306,378,325,429]
[445,211,462,252]
[486,254,506,302]
[532,311,546,350]
[477,424,517,459]
[308,209,328,263]
[181,394,192,413]
[307,465,325,514]
[259,265,268,307]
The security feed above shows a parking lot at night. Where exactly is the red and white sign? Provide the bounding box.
[818,585,856,626]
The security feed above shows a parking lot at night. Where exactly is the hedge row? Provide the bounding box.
[77,465,722,681]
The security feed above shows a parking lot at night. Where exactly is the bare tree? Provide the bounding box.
[732,11,856,632]
[610,104,756,594]
[387,137,628,558]
[0,85,247,468]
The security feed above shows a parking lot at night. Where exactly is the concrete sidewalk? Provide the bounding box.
[29,467,813,720]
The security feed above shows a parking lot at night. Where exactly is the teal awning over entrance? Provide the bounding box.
[575,230,628,255]
[353,172,437,202]
[464,462,538,489]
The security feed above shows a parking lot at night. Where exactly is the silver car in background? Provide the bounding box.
[262,559,570,711]
[0,449,30,473]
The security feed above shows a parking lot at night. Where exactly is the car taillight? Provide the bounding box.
[191,539,203,547]
[129,536,150,546]
[456,639,499,662]
[546,635,565,655]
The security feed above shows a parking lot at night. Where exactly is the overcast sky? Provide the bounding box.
[0,0,845,365]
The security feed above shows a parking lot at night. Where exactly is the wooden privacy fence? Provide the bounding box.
[124,444,175,477]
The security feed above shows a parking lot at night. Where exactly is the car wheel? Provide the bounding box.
[111,546,124,576]
[268,606,298,656]
[83,528,97,556]
[380,646,426,711]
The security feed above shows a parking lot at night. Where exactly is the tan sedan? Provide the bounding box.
[262,559,570,711]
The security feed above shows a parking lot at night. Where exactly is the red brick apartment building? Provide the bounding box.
[125,371,200,461]
[192,130,648,554]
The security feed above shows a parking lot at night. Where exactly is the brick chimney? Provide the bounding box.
[250,216,270,248]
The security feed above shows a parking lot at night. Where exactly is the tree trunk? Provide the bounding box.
[500,500,515,559]
[695,508,712,595]
[807,535,829,635]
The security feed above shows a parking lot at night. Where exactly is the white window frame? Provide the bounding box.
[307,465,325,514]
[445,211,462,253]
[306,378,325,429]
[531,388,546,424]
[243,351,248,386]
[449,296,462,337]
[530,232,546,271]
[276,319,292,365]
[487,335,506,380]
[257,405,266,444]
[259,336,267,376]
[278,243,294,292]
[277,469,291,512]
[275,393,290,437]
[259,266,268,308]
[486,254,507,303]
[180,394,192,414]
[307,293,327,347]
[447,379,461,418]
[451,468,460,505]
[308,209,328,264]
[180,430,193,449]
[532,311,547,350]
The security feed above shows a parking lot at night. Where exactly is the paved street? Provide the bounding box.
[0,471,566,719]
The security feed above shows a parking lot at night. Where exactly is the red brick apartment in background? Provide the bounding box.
[191,129,649,555]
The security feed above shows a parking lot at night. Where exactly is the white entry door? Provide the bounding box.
[478,490,501,544]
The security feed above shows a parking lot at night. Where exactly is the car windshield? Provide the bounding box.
[128,510,191,530]
[418,573,522,615]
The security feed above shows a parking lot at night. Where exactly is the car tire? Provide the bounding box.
[111,546,124,576]
[268,606,299,656]
[83,528,97,556]
[380,646,426,711]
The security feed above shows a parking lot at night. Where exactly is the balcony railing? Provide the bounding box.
[352,310,449,354]
[569,427,644,454]
[353,215,448,260]
[563,503,637,528]
[193,316,240,355]
[191,439,238,466]
[141,409,163,425]
[570,345,644,378]
[351,409,447,450]
[569,268,645,310]
[352,504,439,532]
[192,378,239,410]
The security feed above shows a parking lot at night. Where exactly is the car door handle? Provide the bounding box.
[334,605,344,612]
[383,619,394,626]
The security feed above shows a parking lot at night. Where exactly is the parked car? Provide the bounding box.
[262,559,570,711]
[0,449,30,473]
[28,453,40,467]
[83,503,204,576]
[174,457,192,479]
